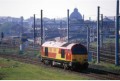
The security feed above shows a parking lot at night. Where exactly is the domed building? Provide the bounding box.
[69,8,84,26]
[70,8,83,21]
[69,8,85,42]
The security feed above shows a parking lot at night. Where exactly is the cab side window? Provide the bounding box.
[45,47,48,56]
[61,49,65,58]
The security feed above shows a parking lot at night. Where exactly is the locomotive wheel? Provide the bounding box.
[63,63,68,70]
[51,61,55,67]
[40,56,43,62]
[44,60,50,65]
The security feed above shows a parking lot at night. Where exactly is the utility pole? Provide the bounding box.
[87,18,91,52]
[67,9,70,42]
[89,17,91,21]
[115,0,119,66]
[1,32,4,41]
[97,6,100,63]
[0,32,4,54]
[41,10,43,45]
[83,15,84,21]
[87,26,90,52]
[33,14,36,49]
[19,16,24,54]
[87,25,90,54]
[100,14,103,47]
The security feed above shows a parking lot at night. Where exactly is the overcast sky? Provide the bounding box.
[0,0,118,20]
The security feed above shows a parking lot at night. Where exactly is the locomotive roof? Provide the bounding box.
[42,41,77,49]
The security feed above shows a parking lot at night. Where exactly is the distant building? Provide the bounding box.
[69,8,85,42]
[70,8,84,25]
[102,17,115,38]
[70,8,83,21]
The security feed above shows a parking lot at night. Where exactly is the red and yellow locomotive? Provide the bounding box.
[40,41,88,70]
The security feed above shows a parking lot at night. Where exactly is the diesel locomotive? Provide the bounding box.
[40,41,88,70]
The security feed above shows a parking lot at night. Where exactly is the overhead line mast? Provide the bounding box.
[97,6,100,63]
[41,10,43,45]
[67,9,70,42]
[115,0,119,66]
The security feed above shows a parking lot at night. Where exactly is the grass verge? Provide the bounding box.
[0,57,90,80]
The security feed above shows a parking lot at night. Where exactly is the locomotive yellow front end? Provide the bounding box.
[70,44,89,69]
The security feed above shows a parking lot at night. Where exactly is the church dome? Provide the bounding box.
[70,8,82,20]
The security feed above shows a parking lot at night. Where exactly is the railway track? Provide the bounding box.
[0,54,120,80]
[89,47,120,64]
